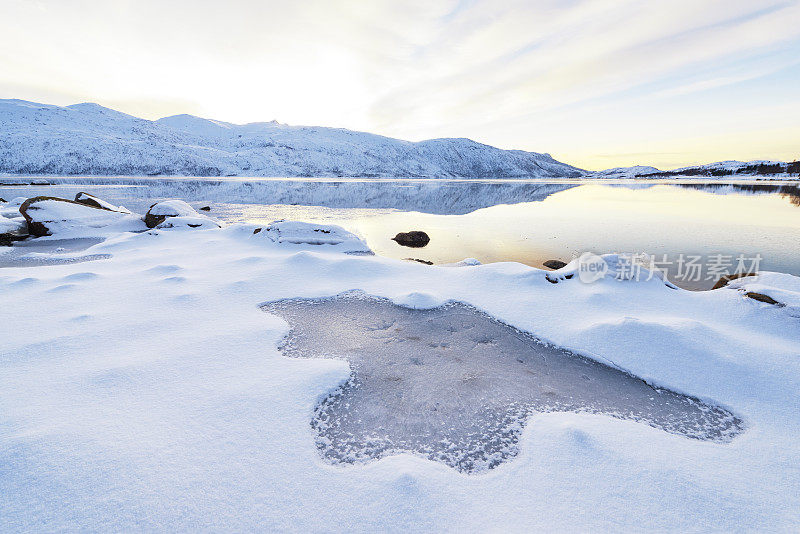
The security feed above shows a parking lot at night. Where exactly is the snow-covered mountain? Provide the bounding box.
[598,160,799,178]
[0,99,585,178]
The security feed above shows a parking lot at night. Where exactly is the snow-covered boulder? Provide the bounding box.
[74,192,130,213]
[19,196,145,237]
[155,215,221,230]
[144,200,200,228]
[254,220,371,253]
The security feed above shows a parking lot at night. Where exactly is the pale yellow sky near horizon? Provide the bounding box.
[1,0,799,170]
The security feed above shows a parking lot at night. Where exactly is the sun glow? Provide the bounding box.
[1,0,798,169]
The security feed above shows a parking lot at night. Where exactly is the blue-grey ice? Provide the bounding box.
[263,292,743,473]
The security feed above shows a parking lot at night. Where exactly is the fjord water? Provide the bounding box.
[4,178,799,289]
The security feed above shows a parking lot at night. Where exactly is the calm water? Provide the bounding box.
[3,177,799,289]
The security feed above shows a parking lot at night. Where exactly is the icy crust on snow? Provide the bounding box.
[264,292,743,473]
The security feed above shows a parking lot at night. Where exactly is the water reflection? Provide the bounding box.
[341,184,800,289]
[3,178,799,289]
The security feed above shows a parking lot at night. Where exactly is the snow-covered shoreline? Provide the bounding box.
[2,204,799,530]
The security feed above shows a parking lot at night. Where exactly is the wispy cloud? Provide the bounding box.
[0,0,798,169]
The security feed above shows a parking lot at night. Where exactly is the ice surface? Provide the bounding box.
[264,292,744,473]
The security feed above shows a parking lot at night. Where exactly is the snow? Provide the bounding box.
[0,99,584,178]
[0,215,24,234]
[1,217,799,530]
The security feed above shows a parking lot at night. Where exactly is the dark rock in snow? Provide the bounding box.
[543,259,568,270]
[0,229,28,246]
[745,292,782,305]
[404,258,433,265]
[200,206,211,211]
[392,231,430,248]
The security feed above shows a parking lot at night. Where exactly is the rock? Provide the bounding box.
[745,292,782,305]
[0,229,28,246]
[255,220,371,253]
[0,197,6,203]
[712,272,757,290]
[0,216,28,245]
[404,258,433,265]
[74,192,130,213]
[391,230,430,248]
[144,200,200,228]
[19,196,139,237]
[200,206,211,211]
[543,259,568,270]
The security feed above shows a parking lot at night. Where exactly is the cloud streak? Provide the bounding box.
[0,0,798,169]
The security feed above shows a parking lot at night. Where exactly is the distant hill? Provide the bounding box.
[0,99,585,178]
[598,160,799,178]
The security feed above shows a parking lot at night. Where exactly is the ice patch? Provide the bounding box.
[263,292,744,473]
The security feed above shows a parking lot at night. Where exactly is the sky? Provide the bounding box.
[1,0,799,170]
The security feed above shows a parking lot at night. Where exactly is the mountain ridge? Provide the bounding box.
[1,99,796,178]
[0,99,584,178]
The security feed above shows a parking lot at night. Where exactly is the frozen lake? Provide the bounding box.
[3,176,799,288]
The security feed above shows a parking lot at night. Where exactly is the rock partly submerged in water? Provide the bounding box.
[20,196,142,237]
[392,230,430,248]
[543,259,568,270]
